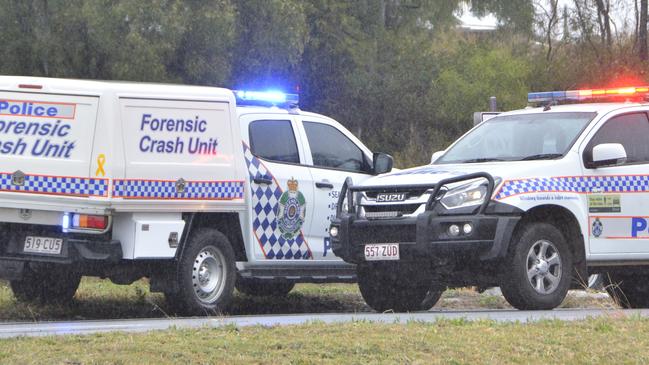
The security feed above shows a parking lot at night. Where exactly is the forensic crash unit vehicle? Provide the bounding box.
[332,86,649,311]
[0,76,393,314]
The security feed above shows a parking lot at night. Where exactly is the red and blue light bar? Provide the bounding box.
[528,86,649,103]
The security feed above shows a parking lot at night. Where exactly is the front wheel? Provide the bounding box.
[500,222,573,310]
[357,262,443,312]
[166,229,236,315]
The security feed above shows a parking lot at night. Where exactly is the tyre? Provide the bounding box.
[500,222,573,310]
[357,262,442,312]
[166,229,236,315]
[10,265,81,304]
[235,277,295,297]
[604,273,649,308]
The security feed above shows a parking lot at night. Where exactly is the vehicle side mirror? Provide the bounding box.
[590,143,627,168]
[431,151,445,164]
[373,153,393,175]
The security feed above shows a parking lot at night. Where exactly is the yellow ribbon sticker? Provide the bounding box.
[96,154,106,177]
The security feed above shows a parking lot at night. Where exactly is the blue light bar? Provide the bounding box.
[234,90,299,106]
[528,91,566,102]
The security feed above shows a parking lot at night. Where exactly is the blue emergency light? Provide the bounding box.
[234,90,299,106]
[528,86,649,103]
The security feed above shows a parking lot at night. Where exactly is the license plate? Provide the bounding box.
[24,236,63,255]
[364,243,400,261]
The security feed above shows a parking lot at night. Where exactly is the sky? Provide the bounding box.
[458,1,637,34]
[457,3,498,30]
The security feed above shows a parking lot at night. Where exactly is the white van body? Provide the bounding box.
[0,76,385,312]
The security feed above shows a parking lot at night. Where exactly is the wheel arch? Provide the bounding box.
[512,204,588,284]
[178,212,247,262]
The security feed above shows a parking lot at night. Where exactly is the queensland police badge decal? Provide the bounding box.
[277,178,306,239]
[592,218,603,238]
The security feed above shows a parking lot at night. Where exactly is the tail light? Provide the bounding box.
[63,213,110,232]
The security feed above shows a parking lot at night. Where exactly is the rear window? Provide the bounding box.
[249,120,300,164]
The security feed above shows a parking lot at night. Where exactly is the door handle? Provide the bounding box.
[316,181,334,189]
[253,177,273,185]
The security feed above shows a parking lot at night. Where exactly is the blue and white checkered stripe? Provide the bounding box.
[243,143,312,260]
[112,179,244,199]
[0,173,108,197]
[496,175,649,199]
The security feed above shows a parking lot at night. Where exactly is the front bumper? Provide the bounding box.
[331,172,521,264]
[331,212,520,264]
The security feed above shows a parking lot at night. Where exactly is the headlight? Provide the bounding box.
[440,178,498,210]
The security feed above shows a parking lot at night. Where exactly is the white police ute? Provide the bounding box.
[331,86,649,311]
[0,76,393,314]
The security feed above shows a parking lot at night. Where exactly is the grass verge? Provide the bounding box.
[0,278,616,321]
[0,316,646,364]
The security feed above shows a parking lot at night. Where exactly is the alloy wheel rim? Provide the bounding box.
[526,239,562,295]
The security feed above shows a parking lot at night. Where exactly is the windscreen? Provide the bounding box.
[437,112,596,164]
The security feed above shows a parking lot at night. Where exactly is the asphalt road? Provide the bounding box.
[0,308,646,338]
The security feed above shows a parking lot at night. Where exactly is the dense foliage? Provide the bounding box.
[0,0,646,166]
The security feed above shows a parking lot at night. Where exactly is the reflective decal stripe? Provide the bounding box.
[496,175,649,200]
[0,172,108,197]
[112,179,244,200]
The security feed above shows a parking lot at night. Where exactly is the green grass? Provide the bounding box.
[0,278,616,321]
[0,317,647,364]
[0,279,370,321]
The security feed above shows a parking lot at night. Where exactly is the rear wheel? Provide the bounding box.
[235,277,295,297]
[166,229,236,315]
[500,222,573,310]
[357,262,442,312]
[10,265,81,304]
[604,273,649,308]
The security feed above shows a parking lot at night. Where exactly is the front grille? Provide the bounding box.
[364,211,402,219]
[363,204,421,215]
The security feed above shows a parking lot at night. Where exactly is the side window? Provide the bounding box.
[303,121,370,173]
[249,120,300,164]
[587,113,649,165]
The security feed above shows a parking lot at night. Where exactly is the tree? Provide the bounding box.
[230,0,308,90]
[0,0,236,84]
[640,0,648,60]
[471,0,535,33]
